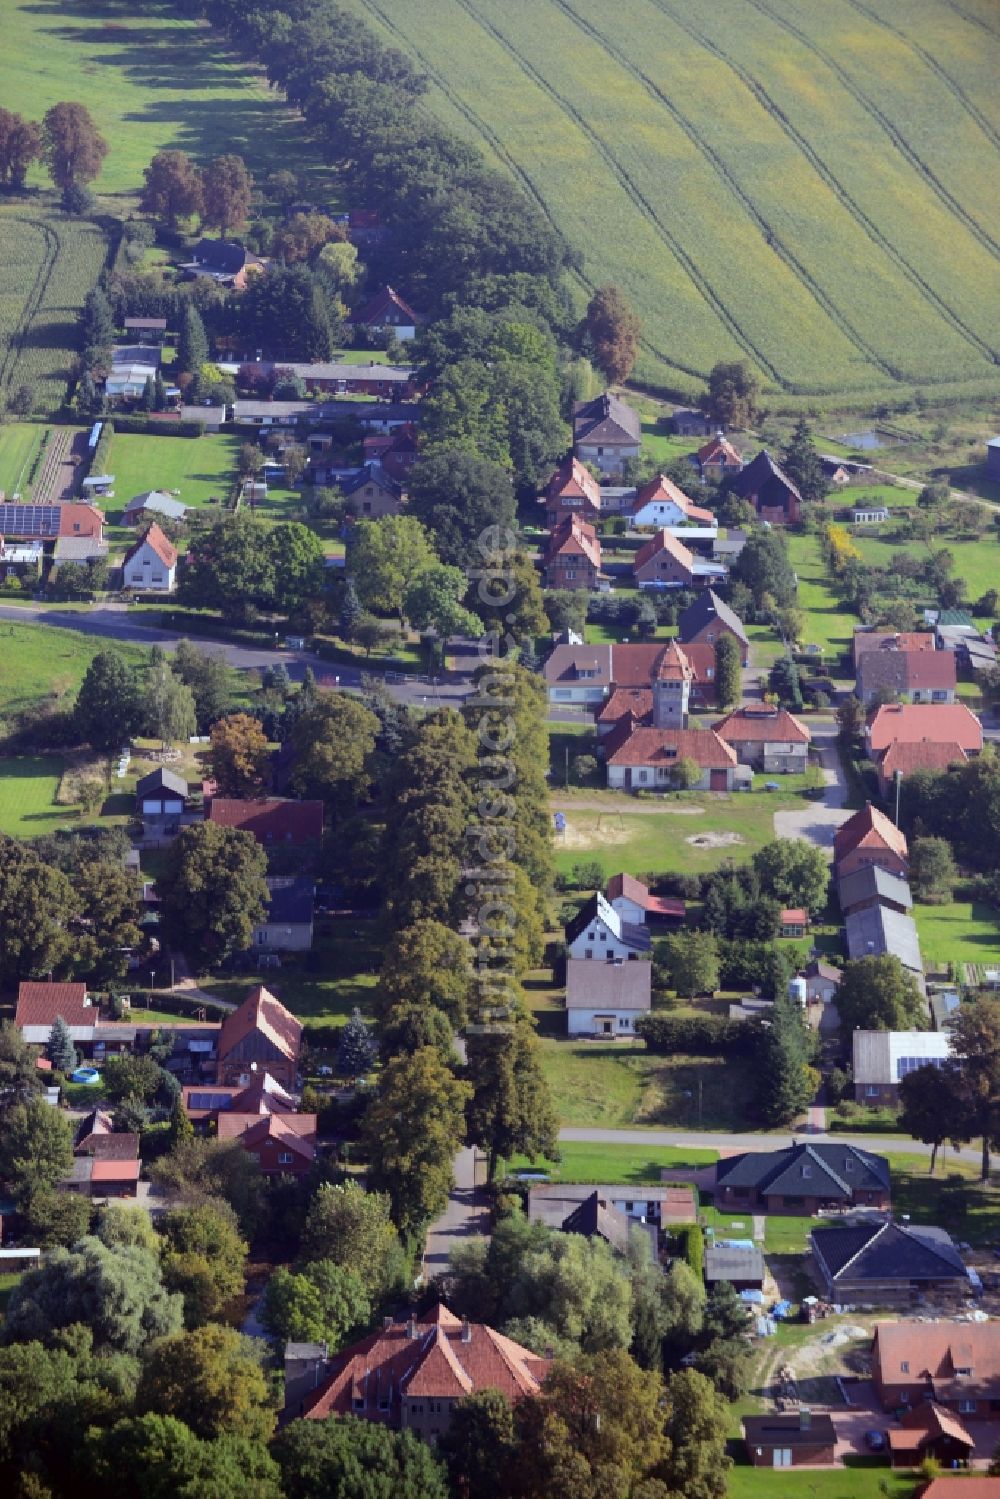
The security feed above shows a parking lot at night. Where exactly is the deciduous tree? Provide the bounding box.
[375,919,473,1030]
[209,713,270,797]
[158,822,269,964]
[836,955,925,1035]
[898,1062,970,1173]
[0,1098,73,1203]
[0,108,43,188]
[466,1018,559,1184]
[408,448,516,567]
[662,930,719,998]
[145,659,197,747]
[583,283,641,384]
[752,838,829,916]
[201,154,253,235]
[86,1414,282,1499]
[703,360,760,429]
[349,514,437,617]
[362,1047,471,1236]
[260,1261,369,1349]
[910,836,958,904]
[289,692,378,809]
[74,649,144,749]
[274,1416,449,1499]
[714,634,741,709]
[136,1324,274,1443]
[172,641,233,731]
[298,1181,405,1301]
[160,1200,249,1327]
[42,102,107,188]
[0,836,77,981]
[949,997,1000,1180]
[140,150,203,228]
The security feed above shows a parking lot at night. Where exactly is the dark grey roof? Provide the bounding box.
[743,1413,836,1449]
[574,391,641,446]
[564,893,651,952]
[136,768,188,800]
[341,461,402,498]
[565,958,651,1011]
[561,1192,631,1254]
[704,1244,764,1283]
[542,643,613,687]
[845,904,923,974]
[188,238,247,274]
[811,1220,966,1285]
[716,1142,890,1200]
[264,877,315,925]
[677,588,749,647]
[837,865,913,914]
[730,449,803,505]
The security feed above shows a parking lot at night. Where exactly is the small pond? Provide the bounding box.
[835,427,914,450]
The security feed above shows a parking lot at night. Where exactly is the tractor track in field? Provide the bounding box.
[553,0,898,381]
[940,0,1000,39]
[843,0,1000,154]
[453,0,788,387]
[0,218,59,398]
[644,0,998,369]
[744,0,1000,262]
[362,0,708,386]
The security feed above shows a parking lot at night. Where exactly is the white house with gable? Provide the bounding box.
[564,892,651,961]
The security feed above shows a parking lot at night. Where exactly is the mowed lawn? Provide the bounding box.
[550,784,814,880]
[784,531,855,657]
[0,0,336,195]
[851,530,1000,620]
[198,917,381,1030]
[913,900,1000,974]
[538,1040,757,1131]
[0,755,74,836]
[104,432,241,514]
[727,1466,917,1499]
[0,622,147,724]
[505,1141,719,1182]
[0,423,46,496]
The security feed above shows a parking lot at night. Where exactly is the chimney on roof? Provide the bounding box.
[800,1407,812,1431]
[406,1317,418,1339]
[461,1319,472,1344]
[383,1315,393,1330]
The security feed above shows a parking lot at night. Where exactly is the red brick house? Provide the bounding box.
[217,1111,316,1175]
[363,425,419,483]
[888,1405,975,1468]
[742,1411,836,1469]
[206,797,324,847]
[876,738,969,798]
[633,529,726,590]
[543,514,603,590]
[715,1142,891,1215]
[713,704,811,772]
[354,285,423,341]
[292,1304,549,1438]
[873,1321,1000,1418]
[729,449,802,524]
[833,802,909,879]
[541,456,602,528]
[182,1071,296,1128]
[216,985,302,1091]
[690,433,744,483]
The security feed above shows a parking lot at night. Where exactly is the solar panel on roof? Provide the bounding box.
[0,505,60,537]
[188,1091,231,1109]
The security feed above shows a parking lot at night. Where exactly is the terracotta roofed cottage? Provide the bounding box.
[876,739,968,798]
[690,433,744,483]
[216,984,302,1090]
[866,702,983,758]
[605,872,685,925]
[122,522,177,593]
[603,719,739,792]
[206,797,324,846]
[633,529,727,591]
[291,1304,549,1438]
[16,982,92,1044]
[542,514,603,591]
[353,284,423,341]
[712,704,810,772]
[627,473,717,531]
[856,643,957,706]
[833,802,909,879]
[541,455,602,527]
[872,1319,1000,1417]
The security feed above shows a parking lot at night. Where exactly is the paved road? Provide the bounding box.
[0,603,472,708]
[422,1147,490,1279]
[772,719,851,852]
[558,1125,982,1166]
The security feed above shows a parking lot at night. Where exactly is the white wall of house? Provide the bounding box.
[548,684,608,706]
[576,441,640,478]
[567,1007,643,1037]
[124,538,175,592]
[610,895,646,925]
[566,927,641,962]
[607,763,715,792]
[251,920,313,952]
[631,500,717,533]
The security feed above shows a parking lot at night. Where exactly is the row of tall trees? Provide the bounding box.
[141,149,253,234]
[0,101,106,195]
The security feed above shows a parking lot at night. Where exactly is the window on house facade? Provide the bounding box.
[900,1361,909,1373]
[959,1399,977,1413]
[278,1152,294,1165]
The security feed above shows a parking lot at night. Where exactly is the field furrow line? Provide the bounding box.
[746,0,1000,261]
[940,0,1000,39]
[554,0,901,379]
[0,219,58,397]
[452,0,788,385]
[647,0,997,366]
[843,0,1000,153]
[360,0,705,382]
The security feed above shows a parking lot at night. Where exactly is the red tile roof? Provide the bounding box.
[607,641,714,689]
[206,797,324,845]
[879,739,968,781]
[544,515,602,571]
[606,872,685,918]
[833,803,909,863]
[124,521,177,570]
[713,705,811,745]
[16,982,91,1029]
[633,528,695,572]
[632,474,715,523]
[90,1159,141,1183]
[218,1112,316,1159]
[356,284,421,326]
[301,1305,549,1422]
[696,435,743,468]
[59,503,104,538]
[780,908,808,926]
[218,985,302,1065]
[597,687,654,725]
[544,456,601,508]
[875,1320,1000,1407]
[887,1402,974,1453]
[604,722,737,769]
[867,703,983,755]
[853,630,936,663]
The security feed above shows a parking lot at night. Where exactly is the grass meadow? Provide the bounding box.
[0,0,336,197]
[104,431,241,513]
[0,621,147,730]
[0,755,74,836]
[536,1040,758,1131]
[0,423,47,497]
[0,203,109,411]
[913,899,1000,975]
[504,1141,719,1182]
[350,0,1000,403]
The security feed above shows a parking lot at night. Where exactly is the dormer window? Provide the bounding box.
[955,1366,972,1377]
[801,1165,812,1178]
[845,1159,854,1172]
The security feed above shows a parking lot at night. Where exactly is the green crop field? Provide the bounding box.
[0,0,336,197]
[0,202,108,411]
[349,0,1000,405]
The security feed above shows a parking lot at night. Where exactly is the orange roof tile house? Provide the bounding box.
[627,473,717,530]
[216,985,302,1090]
[866,702,983,758]
[713,704,811,773]
[206,797,324,846]
[542,514,603,591]
[874,1319,1000,1419]
[833,803,909,880]
[290,1304,549,1440]
[541,456,602,528]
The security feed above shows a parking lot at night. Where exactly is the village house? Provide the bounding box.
[541,455,603,528]
[362,425,419,483]
[626,473,717,533]
[866,702,983,764]
[528,1182,696,1236]
[135,768,190,836]
[811,1220,968,1306]
[603,718,741,792]
[542,514,604,591]
[780,908,808,938]
[217,1110,316,1175]
[689,433,744,483]
[542,642,613,707]
[61,1151,141,1200]
[0,501,104,544]
[875,738,969,800]
[888,1404,975,1469]
[342,461,405,518]
[833,803,909,880]
[122,491,187,526]
[712,704,811,772]
[729,449,803,524]
[215,985,302,1091]
[565,956,651,1037]
[551,1191,656,1259]
[573,391,641,478]
[182,1072,296,1129]
[123,316,167,340]
[15,982,94,1047]
[605,871,685,926]
[704,1242,765,1294]
[853,629,937,665]
[852,1030,949,1106]
[179,238,263,288]
[671,407,716,437]
[205,796,324,847]
[837,865,913,918]
[122,523,177,593]
[564,891,651,962]
[677,589,750,667]
[742,1411,837,1470]
[245,361,416,399]
[845,904,923,985]
[799,959,842,1004]
[714,1142,892,1214]
[353,284,423,341]
[290,1306,549,1436]
[633,529,727,590]
[250,876,316,954]
[856,642,957,707]
[872,1320,1000,1417]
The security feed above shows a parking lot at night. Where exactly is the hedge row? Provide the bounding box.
[114,416,205,438]
[674,1223,704,1279]
[635,1012,757,1056]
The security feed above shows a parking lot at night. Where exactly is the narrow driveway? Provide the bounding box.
[773,720,851,852]
[422,1147,490,1281]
